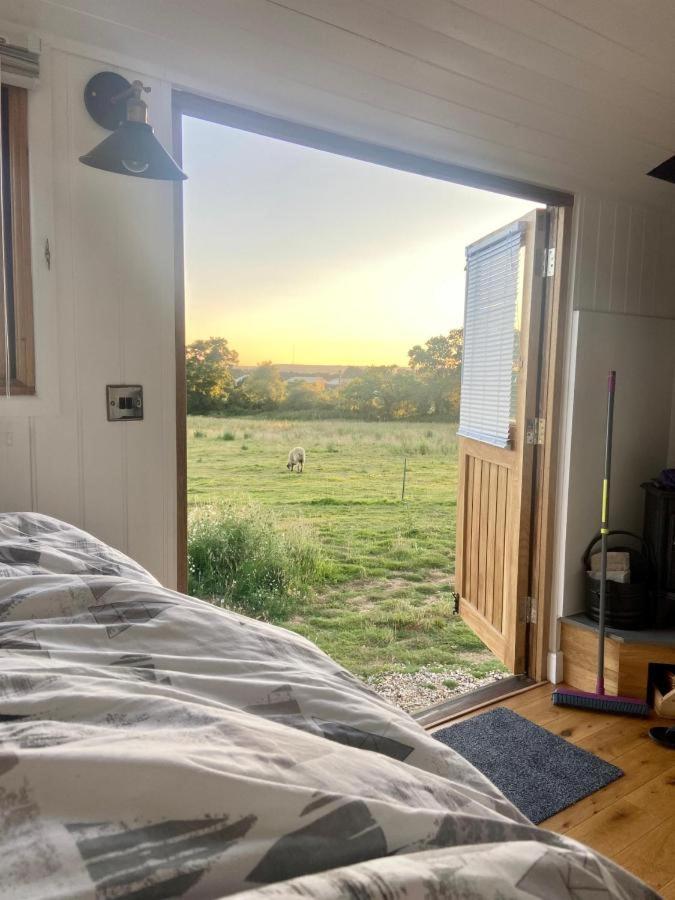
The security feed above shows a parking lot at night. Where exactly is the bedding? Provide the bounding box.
[0,512,656,899]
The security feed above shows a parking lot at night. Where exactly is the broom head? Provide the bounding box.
[552,686,649,717]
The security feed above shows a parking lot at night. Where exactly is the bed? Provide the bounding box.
[0,512,656,899]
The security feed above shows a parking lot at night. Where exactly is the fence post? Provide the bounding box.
[401,457,407,501]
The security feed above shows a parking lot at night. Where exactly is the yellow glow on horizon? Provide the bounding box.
[186,233,468,366]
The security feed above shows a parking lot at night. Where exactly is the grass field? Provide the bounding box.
[187,415,503,688]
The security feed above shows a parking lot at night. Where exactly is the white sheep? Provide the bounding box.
[287,447,305,473]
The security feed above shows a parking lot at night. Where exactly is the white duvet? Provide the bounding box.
[0,513,656,899]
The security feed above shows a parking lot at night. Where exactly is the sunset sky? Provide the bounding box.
[183,115,539,367]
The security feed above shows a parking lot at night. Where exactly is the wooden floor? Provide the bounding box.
[431,683,675,896]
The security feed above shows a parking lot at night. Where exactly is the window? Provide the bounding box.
[0,84,34,396]
[457,221,525,448]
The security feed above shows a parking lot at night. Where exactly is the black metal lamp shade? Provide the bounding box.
[79,121,186,181]
[79,71,186,181]
[647,155,675,186]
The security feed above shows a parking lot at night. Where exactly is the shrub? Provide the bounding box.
[193,429,206,439]
[188,503,334,622]
[220,431,236,441]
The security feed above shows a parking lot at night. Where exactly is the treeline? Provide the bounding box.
[186,330,463,421]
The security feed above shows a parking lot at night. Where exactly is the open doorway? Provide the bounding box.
[173,94,571,716]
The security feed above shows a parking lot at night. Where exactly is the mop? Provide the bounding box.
[552,371,650,716]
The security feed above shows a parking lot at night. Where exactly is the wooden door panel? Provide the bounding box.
[458,438,523,669]
[455,209,548,673]
[458,451,513,633]
[459,595,508,662]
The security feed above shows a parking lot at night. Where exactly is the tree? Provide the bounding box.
[186,337,239,414]
[241,362,287,410]
[339,366,411,419]
[407,329,463,372]
[407,329,463,419]
[282,379,329,411]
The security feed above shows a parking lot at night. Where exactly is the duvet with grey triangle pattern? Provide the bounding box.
[0,512,656,899]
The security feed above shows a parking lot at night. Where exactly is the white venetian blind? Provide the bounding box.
[0,37,40,89]
[458,221,525,448]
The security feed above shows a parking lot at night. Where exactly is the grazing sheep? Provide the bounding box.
[287,447,305,473]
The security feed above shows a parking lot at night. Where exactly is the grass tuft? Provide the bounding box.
[188,502,335,622]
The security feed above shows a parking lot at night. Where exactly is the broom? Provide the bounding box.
[552,371,649,717]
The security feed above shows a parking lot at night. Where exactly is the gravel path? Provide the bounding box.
[365,666,508,714]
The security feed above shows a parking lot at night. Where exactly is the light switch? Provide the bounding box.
[107,385,143,421]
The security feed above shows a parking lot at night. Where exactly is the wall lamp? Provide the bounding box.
[79,71,186,181]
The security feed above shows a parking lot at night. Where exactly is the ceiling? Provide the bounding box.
[4,0,675,206]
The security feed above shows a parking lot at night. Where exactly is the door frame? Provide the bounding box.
[526,205,573,680]
[173,106,188,595]
[171,90,574,683]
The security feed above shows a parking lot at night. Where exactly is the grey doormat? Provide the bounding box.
[433,707,623,824]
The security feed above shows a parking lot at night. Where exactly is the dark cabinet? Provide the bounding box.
[642,482,675,627]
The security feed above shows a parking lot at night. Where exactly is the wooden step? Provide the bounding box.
[561,615,675,701]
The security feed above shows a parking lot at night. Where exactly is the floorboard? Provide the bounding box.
[429,683,675,893]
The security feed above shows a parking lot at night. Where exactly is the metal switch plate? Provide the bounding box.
[107,384,143,421]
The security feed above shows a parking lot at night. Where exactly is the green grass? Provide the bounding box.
[187,415,505,679]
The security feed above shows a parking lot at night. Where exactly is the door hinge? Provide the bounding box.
[543,247,555,277]
[525,596,537,625]
[526,417,545,445]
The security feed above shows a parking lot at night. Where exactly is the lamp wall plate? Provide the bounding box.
[107,385,143,421]
[84,71,131,130]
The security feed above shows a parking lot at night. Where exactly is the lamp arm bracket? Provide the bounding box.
[111,80,151,105]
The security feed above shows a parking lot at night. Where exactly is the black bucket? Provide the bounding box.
[583,530,651,630]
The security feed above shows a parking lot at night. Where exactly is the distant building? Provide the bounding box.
[285,375,325,384]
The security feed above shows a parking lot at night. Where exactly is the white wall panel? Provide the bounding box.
[0,47,177,586]
[560,312,675,616]
[0,419,33,510]
[29,50,84,528]
[572,195,672,318]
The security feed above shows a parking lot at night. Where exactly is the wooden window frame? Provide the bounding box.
[171,90,573,684]
[0,84,35,396]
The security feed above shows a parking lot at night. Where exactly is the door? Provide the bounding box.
[455,209,549,673]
